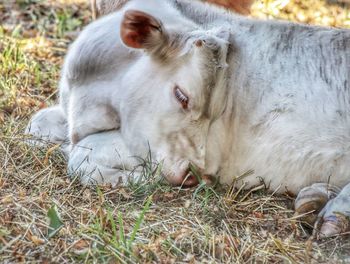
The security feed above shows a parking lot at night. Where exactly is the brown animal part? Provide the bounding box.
[294,183,340,226]
[206,0,254,15]
[90,0,255,19]
[120,10,162,49]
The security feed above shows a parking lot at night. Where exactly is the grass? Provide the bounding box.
[1,0,350,262]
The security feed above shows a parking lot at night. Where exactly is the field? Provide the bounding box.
[1,0,350,263]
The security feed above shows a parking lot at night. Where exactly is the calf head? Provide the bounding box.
[119,10,229,186]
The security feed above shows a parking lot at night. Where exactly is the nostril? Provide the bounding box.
[202,174,215,186]
[181,169,199,188]
[165,164,204,188]
[195,39,203,47]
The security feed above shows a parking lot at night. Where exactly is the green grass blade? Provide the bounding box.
[127,196,152,250]
[106,207,119,248]
[47,204,64,238]
[117,211,126,248]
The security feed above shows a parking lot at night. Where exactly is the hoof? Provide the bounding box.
[314,183,350,239]
[317,214,349,238]
[295,183,340,226]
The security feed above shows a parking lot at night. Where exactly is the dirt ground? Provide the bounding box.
[1,0,350,263]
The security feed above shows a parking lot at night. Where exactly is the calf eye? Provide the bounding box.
[174,86,189,109]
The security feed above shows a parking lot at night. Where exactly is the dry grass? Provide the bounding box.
[251,0,350,27]
[1,0,350,263]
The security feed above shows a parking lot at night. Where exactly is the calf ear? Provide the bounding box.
[121,10,164,49]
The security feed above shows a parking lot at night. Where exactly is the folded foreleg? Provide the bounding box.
[25,106,69,151]
[68,130,145,186]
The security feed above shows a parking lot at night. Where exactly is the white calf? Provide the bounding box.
[26,0,350,237]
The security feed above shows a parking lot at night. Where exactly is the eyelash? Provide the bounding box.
[174,86,189,109]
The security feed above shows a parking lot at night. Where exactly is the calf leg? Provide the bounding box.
[67,94,120,144]
[68,130,144,186]
[25,106,68,151]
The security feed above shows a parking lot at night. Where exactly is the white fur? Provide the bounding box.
[26,0,350,194]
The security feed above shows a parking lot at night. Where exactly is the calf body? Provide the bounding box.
[216,20,350,193]
[27,1,350,192]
